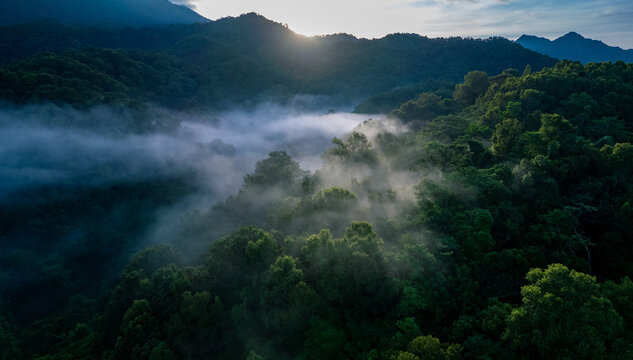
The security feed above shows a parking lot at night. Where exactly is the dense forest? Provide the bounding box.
[2,13,633,360]
[3,58,633,358]
[0,13,556,114]
[0,0,208,28]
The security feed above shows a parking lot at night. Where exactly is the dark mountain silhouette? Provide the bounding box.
[0,13,557,109]
[0,0,209,27]
[516,32,633,63]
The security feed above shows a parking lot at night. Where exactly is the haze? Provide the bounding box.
[0,103,377,202]
[181,0,633,49]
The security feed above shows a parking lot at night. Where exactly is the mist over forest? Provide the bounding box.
[0,102,373,197]
[2,7,633,360]
[0,101,383,324]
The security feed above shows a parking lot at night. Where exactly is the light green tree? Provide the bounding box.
[504,264,624,359]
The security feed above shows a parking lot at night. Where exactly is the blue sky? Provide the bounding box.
[173,0,633,49]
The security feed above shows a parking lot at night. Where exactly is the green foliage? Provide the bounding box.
[149,342,176,360]
[392,93,457,123]
[168,291,229,359]
[0,314,18,360]
[538,113,578,143]
[504,264,625,359]
[246,350,267,360]
[325,132,378,164]
[354,80,453,114]
[453,71,490,105]
[116,299,160,359]
[0,16,556,111]
[304,317,347,360]
[409,335,462,360]
[5,38,633,360]
[206,226,279,305]
[492,118,523,157]
[125,245,184,276]
[0,178,194,324]
[244,151,306,191]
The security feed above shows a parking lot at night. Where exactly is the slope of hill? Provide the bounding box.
[0,14,557,111]
[516,32,633,63]
[4,59,633,360]
[0,0,209,27]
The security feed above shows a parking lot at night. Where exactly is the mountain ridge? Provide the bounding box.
[0,13,557,110]
[516,32,633,63]
[0,0,209,27]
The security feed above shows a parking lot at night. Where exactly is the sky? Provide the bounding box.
[172,0,633,49]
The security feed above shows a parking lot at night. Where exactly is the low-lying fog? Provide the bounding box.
[0,103,384,204]
[0,102,411,316]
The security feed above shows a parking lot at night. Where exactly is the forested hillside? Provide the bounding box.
[0,0,208,27]
[2,58,633,359]
[0,14,556,113]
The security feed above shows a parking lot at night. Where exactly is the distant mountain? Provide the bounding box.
[0,0,209,27]
[516,32,633,63]
[0,13,557,110]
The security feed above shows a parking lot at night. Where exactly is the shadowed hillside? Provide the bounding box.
[0,14,556,111]
[517,32,633,63]
[0,0,209,27]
